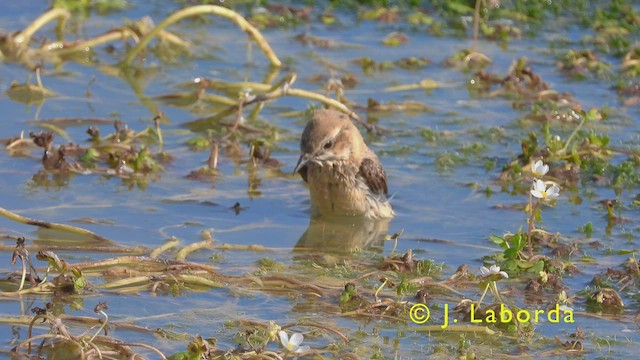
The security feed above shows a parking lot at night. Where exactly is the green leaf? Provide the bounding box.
[490,235,506,247]
[504,248,519,260]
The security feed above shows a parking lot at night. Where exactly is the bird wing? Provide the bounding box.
[359,157,388,196]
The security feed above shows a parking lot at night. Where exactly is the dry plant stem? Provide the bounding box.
[0,206,117,245]
[207,142,219,170]
[92,338,167,359]
[175,239,215,260]
[282,322,349,343]
[0,283,54,297]
[477,282,491,307]
[213,243,272,251]
[13,8,70,45]
[413,324,497,334]
[45,19,187,57]
[176,274,222,288]
[382,79,438,92]
[195,87,380,133]
[124,5,281,67]
[18,258,27,291]
[57,315,179,335]
[84,341,103,359]
[89,311,108,343]
[430,281,467,297]
[46,28,139,56]
[257,352,284,360]
[149,238,181,259]
[0,244,144,254]
[71,256,218,273]
[101,275,220,293]
[527,196,538,254]
[492,281,504,303]
[186,75,388,133]
[473,0,481,41]
[27,314,53,352]
[257,276,324,295]
[19,334,78,354]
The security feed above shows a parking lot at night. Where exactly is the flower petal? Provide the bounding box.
[547,184,560,198]
[531,160,542,172]
[533,179,546,192]
[480,266,490,276]
[295,345,311,353]
[499,271,508,279]
[489,264,500,273]
[289,333,304,347]
[531,160,549,177]
[530,190,543,199]
[279,331,289,348]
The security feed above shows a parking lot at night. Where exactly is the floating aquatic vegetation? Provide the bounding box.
[557,49,612,80]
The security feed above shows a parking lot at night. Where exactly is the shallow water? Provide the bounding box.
[1,1,639,358]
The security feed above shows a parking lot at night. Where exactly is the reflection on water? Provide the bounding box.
[295,215,390,254]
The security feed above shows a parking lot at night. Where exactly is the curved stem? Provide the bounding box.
[477,282,490,307]
[150,238,181,259]
[560,115,587,154]
[124,5,281,67]
[175,239,214,261]
[14,8,70,45]
[89,311,108,343]
[18,259,27,291]
[48,28,139,56]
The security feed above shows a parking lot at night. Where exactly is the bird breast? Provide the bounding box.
[305,159,370,217]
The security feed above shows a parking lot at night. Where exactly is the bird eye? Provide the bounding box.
[323,140,333,149]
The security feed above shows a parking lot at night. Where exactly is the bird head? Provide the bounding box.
[293,109,364,173]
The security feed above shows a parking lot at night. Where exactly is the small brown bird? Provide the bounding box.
[294,109,394,219]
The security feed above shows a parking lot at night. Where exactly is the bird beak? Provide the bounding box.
[293,153,309,174]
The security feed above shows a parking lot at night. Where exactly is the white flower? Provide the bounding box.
[480,264,508,279]
[531,159,549,177]
[279,330,310,354]
[559,305,573,312]
[530,179,560,200]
